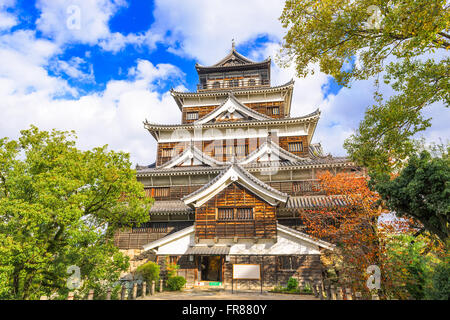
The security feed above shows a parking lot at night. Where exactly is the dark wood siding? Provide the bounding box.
[195,183,277,240]
[114,221,194,249]
[279,136,309,157]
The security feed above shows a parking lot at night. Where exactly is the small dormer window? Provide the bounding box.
[288,142,303,152]
[186,112,199,120]
[268,106,279,115]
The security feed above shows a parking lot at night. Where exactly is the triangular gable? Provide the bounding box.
[239,140,307,164]
[195,94,272,125]
[277,224,335,250]
[182,164,288,207]
[159,145,224,169]
[212,47,257,67]
[142,225,194,252]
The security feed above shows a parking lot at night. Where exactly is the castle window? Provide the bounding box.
[218,208,234,220]
[268,106,279,115]
[288,142,303,153]
[213,81,220,88]
[186,112,198,120]
[168,256,178,264]
[218,207,253,220]
[277,256,298,271]
[248,79,256,86]
[236,208,253,220]
[152,222,168,233]
[153,187,169,198]
[161,148,174,157]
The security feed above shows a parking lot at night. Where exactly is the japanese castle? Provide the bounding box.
[115,42,357,289]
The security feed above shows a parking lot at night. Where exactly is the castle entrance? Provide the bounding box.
[199,255,223,282]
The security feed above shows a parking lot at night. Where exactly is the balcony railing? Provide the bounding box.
[197,78,270,91]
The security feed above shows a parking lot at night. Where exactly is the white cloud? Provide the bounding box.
[0,30,73,97]
[35,0,127,45]
[0,0,18,30]
[0,28,183,165]
[1,0,448,170]
[50,56,95,83]
[149,0,286,65]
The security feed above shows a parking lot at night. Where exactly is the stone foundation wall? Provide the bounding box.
[223,255,323,290]
[119,249,156,278]
[154,254,323,290]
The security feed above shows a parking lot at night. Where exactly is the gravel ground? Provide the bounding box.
[138,288,318,300]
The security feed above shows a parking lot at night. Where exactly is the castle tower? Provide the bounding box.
[115,43,357,288]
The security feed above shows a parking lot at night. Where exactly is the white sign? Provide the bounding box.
[232,264,261,280]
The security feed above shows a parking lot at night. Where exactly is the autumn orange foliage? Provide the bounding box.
[301,171,417,297]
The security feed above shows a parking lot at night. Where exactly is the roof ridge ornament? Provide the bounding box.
[232,38,235,50]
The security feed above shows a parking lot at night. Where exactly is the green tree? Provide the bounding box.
[426,258,450,300]
[0,126,152,299]
[279,0,449,175]
[373,149,449,242]
[384,234,433,299]
[135,261,160,284]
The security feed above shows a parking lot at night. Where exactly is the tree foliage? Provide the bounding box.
[300,171,386,296]
[300,171,446,299]
[373,149,450,242]
[279,0,449,174]
[0,126,152,299]
[135,261,160,284]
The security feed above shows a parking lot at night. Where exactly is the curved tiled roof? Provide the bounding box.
[157,144,225,168]
[194,92,273,124]
[136,156,354,177]
[143,108,320,131]
[239,139,307,164]
[181,163,288,204]
[170,79,294,97]
[285,195,348,209]
[149,200,193,214]
[195,47,270,70]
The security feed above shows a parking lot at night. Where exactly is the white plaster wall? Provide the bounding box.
[229,232,320,255]
[156,233,195,255]
[154,230,321,256]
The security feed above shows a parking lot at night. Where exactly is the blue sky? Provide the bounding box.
[0,0,447,165]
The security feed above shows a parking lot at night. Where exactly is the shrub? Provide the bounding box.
[287,277,299,291]
[166,263,180,278]
[166,276,186,291]
[426,261,450,300]
[135,261,160,284]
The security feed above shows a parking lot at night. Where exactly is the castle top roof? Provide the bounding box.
[195,42,270,73]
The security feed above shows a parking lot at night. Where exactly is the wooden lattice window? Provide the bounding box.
[153,187,169,198]
[293,181,320,193]
[268,106,280,115]
[161,148,174,157]
[152,222,168,233]
[248,79,256,86]
[214,144,248,156]
[218,207,253,220]
[288,142,303,152]
[234,144,248,155]
[213,81,220,88]
[186,112,198,120]
[168,256,178,264]
[217,208,234,220]
[236,208,253,220]
[277,256,298,271]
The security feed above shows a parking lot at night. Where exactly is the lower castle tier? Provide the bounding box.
[114,45,360,289]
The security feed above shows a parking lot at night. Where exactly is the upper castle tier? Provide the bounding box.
[143,44,326,168]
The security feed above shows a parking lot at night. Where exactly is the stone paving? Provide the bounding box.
[139,288,318,300]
